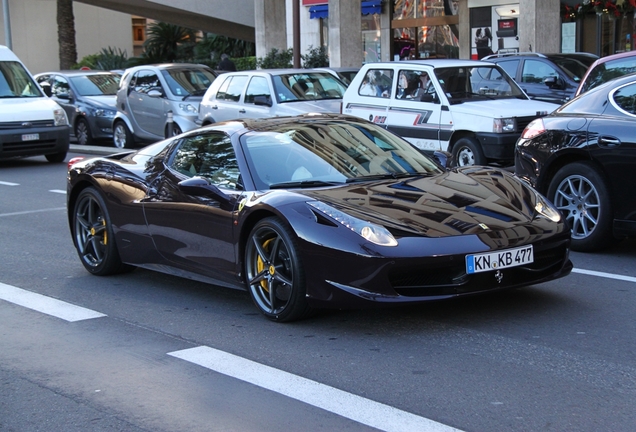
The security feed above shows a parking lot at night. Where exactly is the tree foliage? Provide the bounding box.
[256,48,294,69]
[301,45,329,68]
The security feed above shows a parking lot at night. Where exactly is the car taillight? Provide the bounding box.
[520,118,546,139]
[67,157,85,170]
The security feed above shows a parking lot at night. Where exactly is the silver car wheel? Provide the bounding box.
[553,174,600,240]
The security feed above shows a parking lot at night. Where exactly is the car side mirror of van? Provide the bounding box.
[254,95,272,107]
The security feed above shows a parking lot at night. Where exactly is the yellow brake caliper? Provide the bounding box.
[257,238,273,291]
[89,219,107,245]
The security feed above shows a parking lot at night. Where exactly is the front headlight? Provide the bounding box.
[53,108,68,126]
[493,117,515,133]
[534,191,561,222]
[91,108,116,117]
[179,103,198,114]
[308,201,398,246]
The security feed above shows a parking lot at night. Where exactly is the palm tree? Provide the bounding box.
[142,22,198,63]
[57,0,77,69]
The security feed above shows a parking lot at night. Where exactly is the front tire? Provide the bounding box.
[547,161,613,252]
[75,118,93,146]
[45,151,66,163]
[72,187,132,275]
[452,137,486,166]
[113,121,134,149]
[244,217,311,322]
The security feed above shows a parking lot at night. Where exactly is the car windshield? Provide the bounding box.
[0,61,43,98]
[240,119,443,189]
[160,67,217,97]
[549,56,597,82]
[434,65,525,104]
[580,56,636,94]
[69,74,120,96]
[272,72,347,103]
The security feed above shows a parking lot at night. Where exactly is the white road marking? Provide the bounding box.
[0,207,65,217]
[572,268,636,283]
[168,346,462,432]
[0,282,106,322]
[0,180,19,186]
[49,189,66,194]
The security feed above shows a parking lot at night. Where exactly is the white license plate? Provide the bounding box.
[466,245,533,274]
[22,133,39,141]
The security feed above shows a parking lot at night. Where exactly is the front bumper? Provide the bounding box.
[0,123,70,159]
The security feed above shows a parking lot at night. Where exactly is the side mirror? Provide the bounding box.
[544,76,563,89]
[40,82,52,97]
[56,92,71,100]
[432,150,454,169]
[147,89,163,98]
[254,95,272,107]
[178,176,235,209]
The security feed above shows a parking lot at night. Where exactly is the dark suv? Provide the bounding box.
[483,52,598,105]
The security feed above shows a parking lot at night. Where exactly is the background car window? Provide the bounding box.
[358,69,394,98]
[272,73,346,102]
[51,75,71,97]
[611,83,636,115]
[170,132,241,189]
[583,58,636,93]
[221,75,248,102]
[160,68,216,97]
[522,60,558,84]
[133,71,162,94]
[497,60,519,79]
[69,74,120,96]
[244,76,271,104]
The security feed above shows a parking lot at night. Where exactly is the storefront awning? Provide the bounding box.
[309,1,383,19]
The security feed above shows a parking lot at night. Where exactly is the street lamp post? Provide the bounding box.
[2,0,11,49]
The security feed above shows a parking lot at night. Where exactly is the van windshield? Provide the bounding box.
[0,61,43,98]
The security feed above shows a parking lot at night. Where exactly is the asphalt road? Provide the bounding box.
[1,150,635,431]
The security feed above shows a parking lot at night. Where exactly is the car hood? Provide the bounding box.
[297,167,542,239]
[0,97,61,121]
[82,95,117,109]
[276,99,342,115]
[451,98,556,117]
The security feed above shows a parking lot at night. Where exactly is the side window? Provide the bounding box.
[358,69,394,98]
[51,75,70,97]
[244,76,271,104]
[611,83,636,115]
[522,60,558,84]
[170,132,241,190]
[215,76,231,101]
[133,71,162,94]
[396,70,436,101]
[497,60,519,80]
[224,75,249,102]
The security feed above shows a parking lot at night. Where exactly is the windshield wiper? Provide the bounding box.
[346,172,426,183]
[269,180,344,189]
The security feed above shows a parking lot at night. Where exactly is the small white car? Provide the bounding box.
[197,69,346,126]
[342,60,556,166]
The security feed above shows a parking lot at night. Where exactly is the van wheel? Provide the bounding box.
[452,137,486,166]
[113,121,133,149]
[45,152,67,163]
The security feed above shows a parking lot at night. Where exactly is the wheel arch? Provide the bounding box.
[536,151,597,195]
[237,209,282,281]
[447,130,477,153]
[66,179,100,229]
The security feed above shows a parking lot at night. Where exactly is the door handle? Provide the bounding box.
[212,105,218,110]
[239,109,246,114]
[598,135,621,147]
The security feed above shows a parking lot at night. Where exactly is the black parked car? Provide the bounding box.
[67,114,571,322]
[484,52,598,105]
[515,73,636,251]
[35,71,120,146]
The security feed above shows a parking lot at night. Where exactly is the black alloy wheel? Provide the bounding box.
[547,161,613,252]
[244,217,311,322]
[75,118,93,146]
[72,187,132,275]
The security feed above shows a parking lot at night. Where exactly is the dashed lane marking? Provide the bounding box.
[0,282,106,322]
[49,189,66,194]
[168,346,463,432]
[0,207,65,217]
[572,268,636,284]
[0,180,19,186]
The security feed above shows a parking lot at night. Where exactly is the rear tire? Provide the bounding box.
[452,137,486,166]
[75,118,93,146]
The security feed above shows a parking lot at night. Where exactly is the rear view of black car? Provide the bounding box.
[515,73,636,251]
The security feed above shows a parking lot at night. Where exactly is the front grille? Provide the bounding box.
[389,243,568,297]
[0,120,55,130]
[516,115,542,132]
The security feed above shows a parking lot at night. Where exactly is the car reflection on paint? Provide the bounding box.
[67,113,572,322]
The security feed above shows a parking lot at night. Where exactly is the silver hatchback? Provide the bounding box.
[197,69,346,126]
[113,63,218,148]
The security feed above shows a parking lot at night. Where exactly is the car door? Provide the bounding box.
[142,131,244,286]
[49,74,77,125]
[209,74,250,122]
[128,69,165,136]
[241,75,276,119]
[587,82,636,222]
[343,67,392,128]
[385,68,445,153]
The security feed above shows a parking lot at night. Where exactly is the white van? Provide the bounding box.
[342,60,555,166]
[0,45,69,162]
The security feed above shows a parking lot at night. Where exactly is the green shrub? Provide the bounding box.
[302,45,329,68]
[256,48,293,69]
[235,56,256,71]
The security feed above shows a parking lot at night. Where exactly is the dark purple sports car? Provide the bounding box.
[67,114,572,322]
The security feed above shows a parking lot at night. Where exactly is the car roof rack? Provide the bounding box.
[482,52,548,60]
